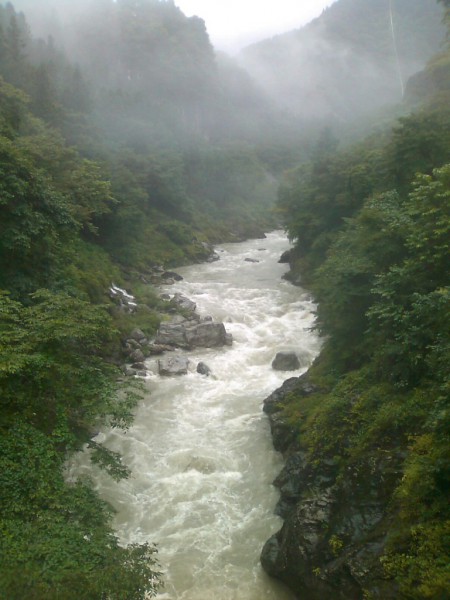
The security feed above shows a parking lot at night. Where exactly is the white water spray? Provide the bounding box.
[70,232,322,600]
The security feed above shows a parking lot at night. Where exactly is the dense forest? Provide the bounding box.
[0,0,448,598]
[264,1,450,598]
[0,1,280,597]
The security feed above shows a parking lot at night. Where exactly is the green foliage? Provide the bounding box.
[368,166,450,386]
[313,191,407,366]
[0,290,161,597]
[386,109,450,192]
[278,30,450,597]
[0,75,28,136]
[0,134,76,297]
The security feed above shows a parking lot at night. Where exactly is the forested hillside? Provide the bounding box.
[240,0,445,126]
[261,1,450,598]
[1,0,449,598]
[0,1,279,597]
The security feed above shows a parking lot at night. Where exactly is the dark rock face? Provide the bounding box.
[278,249,292,264]
[271,351,301,371]
[197,362,212,376]
[161,271,183,282]
[261,372,401,600]
[262,376,301,453]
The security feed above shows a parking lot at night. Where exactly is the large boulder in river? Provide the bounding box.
[197,362,212,376]
[272,351,300,371]
[170,293,196,313]
[158,356,190,376]
[155,320,232,349]
[155,322,188,347]
[186,322,230,348]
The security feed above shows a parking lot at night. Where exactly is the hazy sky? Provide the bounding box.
[175,0,338,53]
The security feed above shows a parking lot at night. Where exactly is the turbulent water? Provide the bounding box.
[70,231,321,600]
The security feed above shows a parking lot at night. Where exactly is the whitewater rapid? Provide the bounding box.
[70,231,321,599]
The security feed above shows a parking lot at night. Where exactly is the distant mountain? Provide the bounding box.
[239,0,445,123]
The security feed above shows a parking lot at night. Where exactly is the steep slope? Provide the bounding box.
[260,3,450,598]
[240,0,445,123]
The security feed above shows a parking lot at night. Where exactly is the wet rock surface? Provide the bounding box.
[271,351,300,371]
[121,289,232,377]
[158,355,190,376]
[155,319,232,349]
[197,361,212,376]
[261,371,402,600]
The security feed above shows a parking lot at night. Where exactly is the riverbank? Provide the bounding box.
[70,231,320,599]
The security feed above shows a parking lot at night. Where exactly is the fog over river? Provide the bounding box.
[70,231,322,599]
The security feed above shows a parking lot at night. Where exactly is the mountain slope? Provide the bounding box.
[239,0,445,123]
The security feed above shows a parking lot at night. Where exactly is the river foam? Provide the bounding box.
[69,231,321,599]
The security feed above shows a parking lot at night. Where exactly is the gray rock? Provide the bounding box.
[278,249,292,264]
[263,377,300,415]
[155,323,187,347]
[147,344,174,355]
[155,321,232,349]
[185,322,229,348]
[162,271,183,281]
[272,351,301,371]
[130,349,145,363]
[171,293,197,313]
[170,315,188,325]
[123,366,136,376]
[131,362,146,370]
[197,362,212,376]
[245,258,260,263]
[158,356,190,377]
[125,338,141,350]
[260,534,281,577]
[130,328,146,342]
[206,252,220,262]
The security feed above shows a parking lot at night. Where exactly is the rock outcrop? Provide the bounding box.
[261,372,402,600]
[197,361,212,376]
[271,351,301,371]
[158,356,190,376]
[155,319,232,350]
[120,289,232,377]
[278,249,292,264]
[109,284,138,312]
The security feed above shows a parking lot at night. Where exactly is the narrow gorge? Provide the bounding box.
[70,231,322,599]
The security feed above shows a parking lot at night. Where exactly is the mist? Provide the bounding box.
[1,2,449,599]
[238,0,445,124]
[9,0,445,144]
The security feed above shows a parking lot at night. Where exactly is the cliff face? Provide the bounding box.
[260,374,404,600]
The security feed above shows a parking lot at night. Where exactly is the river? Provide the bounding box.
[70,231,321,600]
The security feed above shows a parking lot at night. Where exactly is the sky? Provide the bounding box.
[175,0,338,54]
